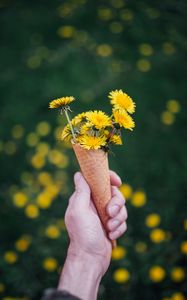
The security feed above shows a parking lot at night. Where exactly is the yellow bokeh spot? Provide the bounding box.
[98,8,113,21]
[131,191,146,207]
[4,251,18,264]
[180,241,187,254]
[27,56,41,69]
[139,43,154,56]
[171,292,186,300]
[120,183,132,200]
[112,246,126,260]
[26,132,39,147]
[0,283,5,293]
[13,192,28,208]
[162,42,175,55]
[150,228,166,243]
[15,236,31,252]
[113,268,130,283]
[149,266,165,282]
[167,100,181,113]
[38,172,52,185]
[135,242,147,253]
[37,142,50,156]
[25,204,39,219]
[145,214,161,228]
[110,0,124,9]
[37,193,52,209]
[45,225,60,239]
[36,121,51,136]
[48,150,69,168]
[137,59,151,72]
[43,257,58,271]
[120,9,134,21]
[161,111,175,125]
[4,141,16,155]
[109,22,123,34]
[31,154,45,169]
[57,26,75,38]
[96,44,113,57]
[171,267,185,282]
[11,125,25,139]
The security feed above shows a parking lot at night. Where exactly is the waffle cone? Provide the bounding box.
[72,143,116,248]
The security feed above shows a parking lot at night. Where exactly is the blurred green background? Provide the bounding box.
[0,0,187,299]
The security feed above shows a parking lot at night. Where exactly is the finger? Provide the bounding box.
[107,206,127,231]
[111,186,125,201]
[106,193,125,218]
[70,172,91,207]
[109,222,127,240]
[109,170,122,187]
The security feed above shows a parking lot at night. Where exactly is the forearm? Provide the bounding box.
[58,252,102,300]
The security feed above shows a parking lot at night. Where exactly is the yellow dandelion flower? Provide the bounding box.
[171,292,186,300]
[120,183,132,199]
[150,228,166,243]
[171,267,185,282]
[109,134,122,145]
[25,204,39,219]
[4,251,18,264]
[167,99,181,113]
[149,266,166,282]
[181,241,187,254]
[78,135,107,150]
[49,96,75,109]
[112,246,126,260]
[86,110,112,129]
[15,236,31,252]
[13,192,28,208]
[61,125,72,142]
[113,109,135,130]
[80,123,92,135]
[109,89,135,114]
[131,190,146,207]
[43,257,58,272]
[45,225,60,239]
[71,113,87,126]
[145,214,161,228]
[113,268,130,283]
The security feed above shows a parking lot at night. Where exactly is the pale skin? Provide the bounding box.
[58,171,128,300]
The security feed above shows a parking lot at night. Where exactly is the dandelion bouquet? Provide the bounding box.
[49,90,135,247]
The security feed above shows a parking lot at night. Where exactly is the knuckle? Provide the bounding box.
[65,208,77,225]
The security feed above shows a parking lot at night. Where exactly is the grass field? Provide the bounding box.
[0,0,187,299]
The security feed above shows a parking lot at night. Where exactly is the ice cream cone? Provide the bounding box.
[72,142,116,248]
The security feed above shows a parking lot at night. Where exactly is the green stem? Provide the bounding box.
[64,109,76,142]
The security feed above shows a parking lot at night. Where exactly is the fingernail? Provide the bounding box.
[108,205,120,216]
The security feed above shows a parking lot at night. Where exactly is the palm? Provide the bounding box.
[65,198,112,274]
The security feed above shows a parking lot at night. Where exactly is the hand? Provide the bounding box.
[58,171,127,300]
[65,171,127,275]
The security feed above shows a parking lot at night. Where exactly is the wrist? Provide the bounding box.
[58,248,102,300]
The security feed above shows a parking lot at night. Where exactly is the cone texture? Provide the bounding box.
[72,143,111,229]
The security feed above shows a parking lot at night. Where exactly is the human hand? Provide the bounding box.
[58,171,127,299]
[65,171,127,275]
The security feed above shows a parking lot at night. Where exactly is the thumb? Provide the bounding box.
[73,172,91,207]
